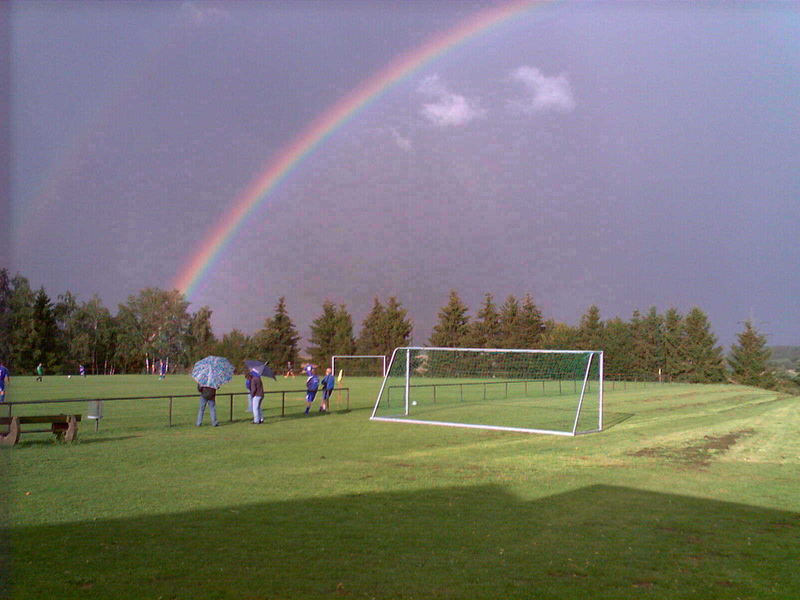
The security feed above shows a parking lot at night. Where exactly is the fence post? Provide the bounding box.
[229,394,233,422]
[169,396,173,427]
[281,391,285,417]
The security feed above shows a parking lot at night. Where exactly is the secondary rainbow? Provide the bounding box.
[174,0,544,297]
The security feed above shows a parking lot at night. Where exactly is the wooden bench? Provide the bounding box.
[0,414,82,446]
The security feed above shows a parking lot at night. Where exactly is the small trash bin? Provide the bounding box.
[87,400,103,431]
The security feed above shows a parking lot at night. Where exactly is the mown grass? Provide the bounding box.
[2,375,799,599]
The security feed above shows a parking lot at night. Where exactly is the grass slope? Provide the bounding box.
[2,376,799,599]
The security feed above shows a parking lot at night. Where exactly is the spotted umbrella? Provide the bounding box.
[192,356,235,389]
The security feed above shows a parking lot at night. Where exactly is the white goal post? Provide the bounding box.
[331,355,387,377]
[370,347,603,436]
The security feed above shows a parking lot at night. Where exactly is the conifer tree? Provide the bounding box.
[541,320,578,350]
[498,295,521,348]
[332,304,356,357]
[8,274,35,371]
[383,297,413,355]
[308,301,339,368]
[428,290,470,347]
[252,297,299,369]
[682,307,725,383]
[728,320,773,388]
[578,304,604,350]
[308,302,356,367]
[469,293,501,348]
[517,294,544,348]
[631,307,664,380]
[602,317,634,377]
[357,298,387,355]
[662,307,685,381]
[30,287,60,373]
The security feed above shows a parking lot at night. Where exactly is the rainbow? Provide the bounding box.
[174,0,544,297]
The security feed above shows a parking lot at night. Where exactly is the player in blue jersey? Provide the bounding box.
[0,359,10,402]
[320,368,335,412]
[304,366,319,414]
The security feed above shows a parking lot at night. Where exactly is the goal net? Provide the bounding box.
[331,355,387,378]
[370,347,603,436]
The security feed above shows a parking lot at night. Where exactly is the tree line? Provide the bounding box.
[0,269,781,390]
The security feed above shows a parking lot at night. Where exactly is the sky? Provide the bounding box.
[4,0,799,348]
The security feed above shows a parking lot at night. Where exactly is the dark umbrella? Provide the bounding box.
[244,359,277,380]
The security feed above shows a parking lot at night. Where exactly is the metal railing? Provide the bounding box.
[2,387,350,429]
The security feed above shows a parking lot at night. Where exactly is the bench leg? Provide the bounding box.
[0,416,20,446]
[65,415,78,442]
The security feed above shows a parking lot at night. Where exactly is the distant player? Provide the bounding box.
[79,364,86,377]
[0,359,9,402]
[320,367,335,412]
[304,366,319,414]
[285,361,295,378]
[36,363,43,382]
[159,359,167,380]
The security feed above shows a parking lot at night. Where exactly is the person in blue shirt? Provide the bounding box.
[0,360,9,402]
[304,366,319,414]
[320,368,335,412]
[244,371,253,414]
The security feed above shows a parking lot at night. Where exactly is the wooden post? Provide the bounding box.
[0,416,20,446]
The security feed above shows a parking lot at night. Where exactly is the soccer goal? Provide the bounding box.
[370,347,603,436]
[331,355,387,378]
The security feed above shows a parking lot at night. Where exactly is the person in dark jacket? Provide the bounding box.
[196,384,219,426]
[250,370,265,424]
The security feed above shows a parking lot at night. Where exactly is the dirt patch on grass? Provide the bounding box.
[629,429,756,468]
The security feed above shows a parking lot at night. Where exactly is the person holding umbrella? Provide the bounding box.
[244,360,275,424]
[192,356,235,427]
[196,384,219,427]
[249,369,264,424]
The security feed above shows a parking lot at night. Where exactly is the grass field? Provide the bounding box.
[2,375,799,598]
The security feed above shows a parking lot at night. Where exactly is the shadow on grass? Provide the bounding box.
[7,484,799,599]
[6,435,143,449]
[601,411,635,429]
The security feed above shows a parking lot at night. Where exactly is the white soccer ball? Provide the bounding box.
[67,375,72,379]
[411,401,417,406]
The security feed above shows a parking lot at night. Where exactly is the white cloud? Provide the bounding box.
[510,66,575,114]
[417,75,486,127]
[180,2,230,25]
[390,128,412,152]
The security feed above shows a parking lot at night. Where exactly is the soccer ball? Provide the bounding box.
[411,401,417,406]
[67,375,72,379]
